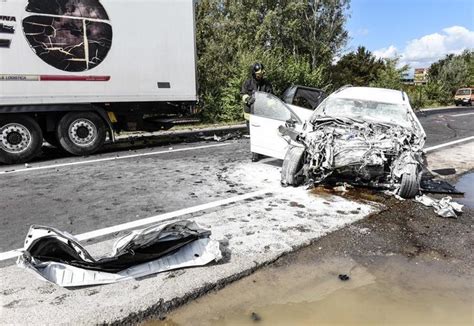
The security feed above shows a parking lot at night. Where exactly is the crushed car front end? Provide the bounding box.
[282,87,426,198]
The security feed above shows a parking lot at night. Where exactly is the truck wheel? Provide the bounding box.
[0,115,43,164]
[398,164,421,199]
[57,112,106,156]
[281,146,305,186]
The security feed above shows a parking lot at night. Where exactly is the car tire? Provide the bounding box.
[398,164,421,199]
[0,114,43,164]
[57,112,106,156]
[281,146,305,186]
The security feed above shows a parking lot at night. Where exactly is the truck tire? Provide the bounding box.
[0,114,43,164]
[281,146,305,186]
[398,164,421,199]
[56,112,106,156]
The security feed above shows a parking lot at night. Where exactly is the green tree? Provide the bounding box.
[428,50,474,93]
[331,46,385,89]
[196,0,350,122]
[218,49,326,121]
[418,50,474,106]
[424,80,451,105]
[370,58,409,90]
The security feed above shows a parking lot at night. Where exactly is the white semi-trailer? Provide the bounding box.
[0,0,198,164]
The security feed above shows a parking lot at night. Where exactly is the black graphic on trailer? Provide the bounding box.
[0,23,15,34]
[0,39,12,48]
[22,0,113,72]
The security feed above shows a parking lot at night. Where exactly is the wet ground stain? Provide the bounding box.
[455,172,474,208]
[311,185,386,203]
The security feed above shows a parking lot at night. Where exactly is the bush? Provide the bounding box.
[200,49,327,122]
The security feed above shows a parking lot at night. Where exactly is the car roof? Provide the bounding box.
[331,86,407,104]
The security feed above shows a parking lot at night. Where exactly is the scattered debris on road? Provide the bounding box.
[17,221,222,287]
[250,312,262,322]
[420,177,463,195]
[431,168,457,176]
[201,131,244,142]
[338,274,350,281]
[415,195,464,218]
[333,183,353,194]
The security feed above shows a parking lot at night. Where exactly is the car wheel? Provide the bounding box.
[57,112,106,156]
[281,146,305,186]
[0,114,43,164]
[398,164,421,199]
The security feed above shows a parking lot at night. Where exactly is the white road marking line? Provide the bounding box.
[451,112,474,117]
[0,189,270,261]
[425,136,474,153]
[0,143,232,175]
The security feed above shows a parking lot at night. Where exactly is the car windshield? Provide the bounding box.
[456,89,471,95]
[311,97,411,128]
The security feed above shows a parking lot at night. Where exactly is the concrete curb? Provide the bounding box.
[417,106,473,115]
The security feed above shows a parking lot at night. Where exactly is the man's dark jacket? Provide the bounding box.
[240,77,274,97]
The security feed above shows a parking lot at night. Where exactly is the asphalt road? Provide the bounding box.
[416,106,474,147]
[0,107,473,255]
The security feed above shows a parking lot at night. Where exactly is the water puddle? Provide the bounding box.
[455,172,474,208]
[145,256,473,325]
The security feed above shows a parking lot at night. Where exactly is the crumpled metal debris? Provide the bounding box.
[420,178,463,195]
[17,220,222,287]
[202,132,243,142]
[295,117,424,191]
[431,168,457,176]
[333,183,353,194]
[384,189,406,201]
[415,195,464,218]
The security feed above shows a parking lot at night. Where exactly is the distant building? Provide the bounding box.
[414,68,428,85]
[401,72,414,85]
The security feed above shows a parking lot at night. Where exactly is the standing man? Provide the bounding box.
[241,63,274,128]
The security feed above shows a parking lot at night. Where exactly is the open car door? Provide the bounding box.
[250,92,301,160]
[282,85,326,110]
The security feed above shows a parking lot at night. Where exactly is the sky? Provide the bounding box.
[346,0,474,72]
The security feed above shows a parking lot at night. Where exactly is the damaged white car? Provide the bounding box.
[250,86,426,198]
